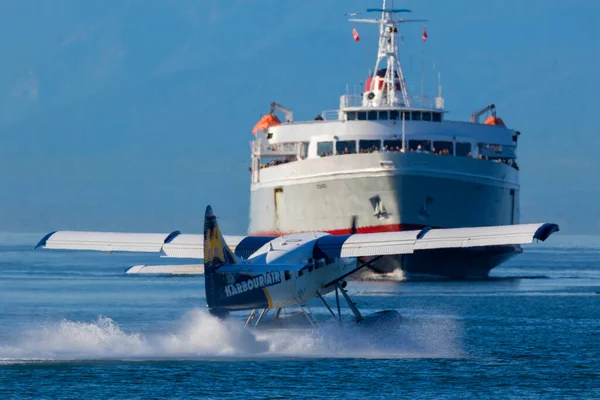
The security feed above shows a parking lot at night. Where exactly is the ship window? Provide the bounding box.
[317,141,333,157]
[389,110,399,120]
[456,142,472,157]
[422,112,432,121]
[336,140,357,155]
[357,112,367,121]
[368,111,378,120]
[479,143,516,159]
[411,111,422,121]
[298,270,304,277]
[359,140,381,153]
[284,271,291,280]
[434,141,454,155]
[347,112,357,121]
[383,140,403,152]
[378,111,389,120]
[401,111,411,121]
[432,112,442,122]
[503,145,517,158]
[409,140,432,152]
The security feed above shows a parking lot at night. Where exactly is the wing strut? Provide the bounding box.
[336,282,364,322]
[324,256,384,288]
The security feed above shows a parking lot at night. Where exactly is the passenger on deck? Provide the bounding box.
[315,115,324,121]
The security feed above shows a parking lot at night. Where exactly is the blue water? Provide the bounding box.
[1,233,599,399]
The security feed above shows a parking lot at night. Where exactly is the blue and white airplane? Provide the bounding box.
[35,206,559,328]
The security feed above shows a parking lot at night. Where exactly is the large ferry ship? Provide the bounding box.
[248,3,521,278]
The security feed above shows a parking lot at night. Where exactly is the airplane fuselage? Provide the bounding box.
[210,233,358,311]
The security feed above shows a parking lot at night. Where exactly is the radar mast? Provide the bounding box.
[349,1,427,108]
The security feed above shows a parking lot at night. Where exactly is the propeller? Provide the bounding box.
[350,215,358,235]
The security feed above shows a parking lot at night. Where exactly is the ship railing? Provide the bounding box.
[339,94,444,110]
[253,140,300,156]
[320,110,342,120]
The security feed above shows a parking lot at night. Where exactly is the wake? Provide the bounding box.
[0,309,463,362]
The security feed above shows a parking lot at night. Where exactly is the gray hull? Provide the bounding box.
[249,152,520,278]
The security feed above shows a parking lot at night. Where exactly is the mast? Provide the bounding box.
[349,1,427,108]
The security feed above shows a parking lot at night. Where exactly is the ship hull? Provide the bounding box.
[367,246,520,278]
[249,152,520,278]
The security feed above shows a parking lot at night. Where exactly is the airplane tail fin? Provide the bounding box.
[203,205,236,317]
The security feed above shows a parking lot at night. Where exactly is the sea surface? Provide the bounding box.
[0,233,599,399]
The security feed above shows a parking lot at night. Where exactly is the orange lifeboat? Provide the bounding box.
[484,115,506,127]
[252,114,281,135]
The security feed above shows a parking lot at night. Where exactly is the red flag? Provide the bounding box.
[422,26,428,42]
[352,27,360,42]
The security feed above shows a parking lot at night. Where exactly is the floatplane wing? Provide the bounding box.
[34,222,558,275]
[33,230,274,274]
[34,231,244,257]
[314,223,559,258]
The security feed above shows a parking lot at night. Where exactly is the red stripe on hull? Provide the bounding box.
[251,223,431,237]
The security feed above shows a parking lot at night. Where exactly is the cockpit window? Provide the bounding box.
[422,112,432,121]
[347,112,357,121]
[336,140,357,155]
[368,111,378,120]
[411,111,422,121]
[378,111,389,120]
[432,112,442,122]
[357,112,367,121]
[389,110,399,120]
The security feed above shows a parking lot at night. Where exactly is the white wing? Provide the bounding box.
[315,223,559,258]
[160,234,245,259]
[34,230,245,259]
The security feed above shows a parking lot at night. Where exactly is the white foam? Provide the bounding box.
[0,309,463,362]
[356,268,407,282]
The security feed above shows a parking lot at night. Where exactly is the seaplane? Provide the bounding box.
[35,206,559,328]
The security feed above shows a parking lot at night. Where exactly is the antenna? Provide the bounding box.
[401,111,406,152]
[348,1,427,108]
[420,49,425,97]
[432,62,436,100]
[435,71,444,109]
